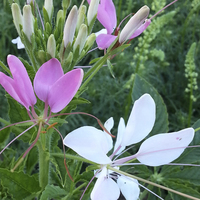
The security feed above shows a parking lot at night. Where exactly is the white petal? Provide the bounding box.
[63,126,111,164]
[117,176,140,200]
[94,28,107,37]
[103,117,114,153]
[121,94,156,146]
[114,118,126,154]
[136,128,195,166]
[91,167,120,200]
[12,37,25,49]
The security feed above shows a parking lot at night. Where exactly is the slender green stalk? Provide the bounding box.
[51,153,97,165]
[37,136,50,190]
[187,85,193,127]
[109,167,200,200]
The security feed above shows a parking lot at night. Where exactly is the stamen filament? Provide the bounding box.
[0,123,37,155]
[150,0,178,20]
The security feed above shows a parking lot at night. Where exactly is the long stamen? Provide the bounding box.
[114,145,200,165]
[0,119,37,132]
[46,123,74,181]
[0,123,37,155]
[80,168,102,200]
[138,181,164,200]
[150,0,178,20]
[48,112,115,137]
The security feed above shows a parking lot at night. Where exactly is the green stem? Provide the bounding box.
[78,54,109,94]
[187,87,193,127]
[37,138,50,190]
[109,167,200,200]
[51,153,96,165]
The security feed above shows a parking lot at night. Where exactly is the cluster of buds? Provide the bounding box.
[11,0,99,72]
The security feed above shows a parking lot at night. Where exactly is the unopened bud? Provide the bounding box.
[73,24,88,54]
[11,3,23,36]
[23,5,34,42]
[62,0,71,11]
[87,0,99,25]
[44,0,53,20]
[47,34,56,58]
[27,0,34,4]
[63,5,78,47]
[56,10,64,26]
[84,33,96,51]
[119,5,150,43]
[77,5,87,31]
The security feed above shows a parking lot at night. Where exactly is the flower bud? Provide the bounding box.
[56,10,64,26]
[44,0,53,20]
[87,0,99,25]
[77,5,87,31]
[119,5,150,43]
[47,34,56,58]
[62,0,71,11]
[11,3,23,36]
[73,24,88,54]
[84,33,96,51]
[63,5,78,47]
[23,5,34,42]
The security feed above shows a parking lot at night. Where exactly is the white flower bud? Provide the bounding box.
[44,0,53,19]
[73,24,88,54]
[11,3,23,36]
[87,0,99,25]
[47,34,56,58]
[23,5,34,42]
[119,6,150,43]
[63,5,78,47]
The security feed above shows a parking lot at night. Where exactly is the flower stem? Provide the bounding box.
[37,124,50,190]
[109,167,200,200]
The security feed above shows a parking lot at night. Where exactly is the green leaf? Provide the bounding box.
[163,180,200,200]
[132,74,169,136]
[0,168,41,200]
[107,59,115,78]
[7,96,36,143]
[40,185,67,200]
[164,167,200,186]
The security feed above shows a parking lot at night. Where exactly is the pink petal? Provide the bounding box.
[0,73,26,107]
[113,117,126,154]
[47,68,83,113]
[97,0,117,34]
[136,128,195,166]
[129,19,151,39]
[96,34,117,49]
[63,126,112,164]
[34,58,64,102]
[91,167,120,200]
[117,176,140,200]
[121,94,156,146]
[5,55,36,110]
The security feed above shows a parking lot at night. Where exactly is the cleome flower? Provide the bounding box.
[0,55,83,116]
[0,55,83,171]
[64,94,195,200]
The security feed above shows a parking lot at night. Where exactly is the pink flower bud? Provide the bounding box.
[119,5,150,43]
